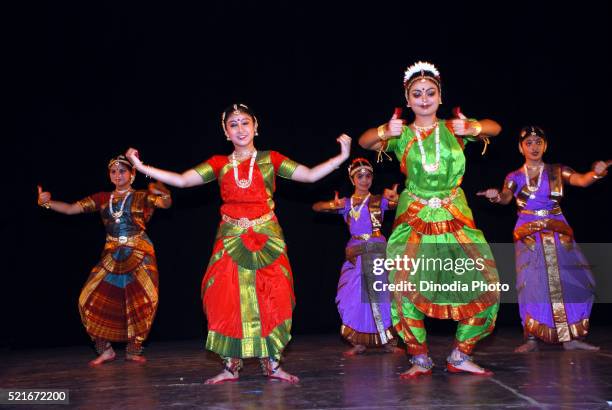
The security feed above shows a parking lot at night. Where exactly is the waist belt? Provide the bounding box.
[351,231,382,241]
[408,188,458,209]
[222,211,274,229]
[106,231,144,245]
[519,206,562,217]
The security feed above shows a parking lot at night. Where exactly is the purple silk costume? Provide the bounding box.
[336,195,394,346]
[505,164,595,343]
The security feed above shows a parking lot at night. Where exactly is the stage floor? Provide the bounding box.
[2,326,612,409]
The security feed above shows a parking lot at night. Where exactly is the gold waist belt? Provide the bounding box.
[222,211,274,229]
[106,231,144,245]
[351,231,382,241]
[408,188,458,209]
[519,206,562,217]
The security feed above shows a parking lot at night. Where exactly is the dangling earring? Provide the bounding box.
[255,129,259,136]
[225,134,231,141]
[130,174,136,184]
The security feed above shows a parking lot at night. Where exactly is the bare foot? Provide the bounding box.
[89,347,116,367]
[343,345,366,357]
[125,354,147,363]
[399,364,432,379]
[447,358,493,376]
[514,340,539,353]
[204,369,238,385]
[267,367,299,383]
[563,340,600,351]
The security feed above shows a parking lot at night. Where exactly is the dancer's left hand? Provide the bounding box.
[592,160,611,177]
[383,184,399,203]
[448,108,481,136]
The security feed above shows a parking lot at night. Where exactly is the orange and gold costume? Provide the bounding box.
[77,190,163,350]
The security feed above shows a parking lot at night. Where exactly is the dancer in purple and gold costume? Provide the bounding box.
[478,126,610,352]
[313,158,401,356]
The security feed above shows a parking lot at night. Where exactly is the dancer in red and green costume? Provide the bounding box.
[126,104,351,384]
[359,61,502,378]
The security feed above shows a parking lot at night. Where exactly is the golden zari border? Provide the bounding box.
[541,231,571,342]
[340,324,395,347]
[524,314,589,344]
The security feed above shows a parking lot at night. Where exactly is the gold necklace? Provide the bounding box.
[350,193,370,220]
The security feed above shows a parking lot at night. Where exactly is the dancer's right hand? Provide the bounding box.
[336,134,352,160]
[333,190,346,207]
[476,188,500,203]
[125,148,143,168]
[383,108,405,139]
[37,185,51,206]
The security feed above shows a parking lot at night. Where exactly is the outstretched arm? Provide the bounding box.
[291,134,351,183]
[568,160,610,187]
[37,185,84,215]
[313,191,346,212]
[476,187,513,205]
[125,148,203,188]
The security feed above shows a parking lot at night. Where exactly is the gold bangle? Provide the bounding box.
[377,125,387,140]
[592,173,604,180]
[470,121,483,136]
[40,202,50,209]
[159,194,170,200]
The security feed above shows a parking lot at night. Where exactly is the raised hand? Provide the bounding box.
[332,190,346,208]
[125,148,142,168]
[384,108,404,138]
[383,183,399,203]
[37,185,51,207]
[449,106,481,136]
[337,134,352,159]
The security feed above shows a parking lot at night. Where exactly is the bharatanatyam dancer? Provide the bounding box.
[125,103,351,384]
[37,155,172,365]
[478,126,610,353]
[359,61,502,377]
[312,158,402,356]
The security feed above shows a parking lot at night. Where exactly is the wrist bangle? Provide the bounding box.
[141,164,152,178]
[40,202,51,209]
[377,125,387,141]
[592,173,603,180]
[471,121,483,136]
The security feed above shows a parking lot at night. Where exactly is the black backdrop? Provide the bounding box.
[5,1,611,348]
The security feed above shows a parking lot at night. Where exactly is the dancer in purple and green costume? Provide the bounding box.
[478,125,610,353]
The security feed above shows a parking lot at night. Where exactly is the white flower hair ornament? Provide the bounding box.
[403,61,441,89]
